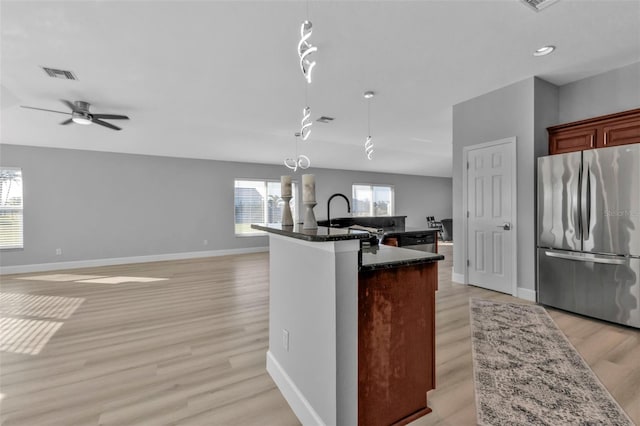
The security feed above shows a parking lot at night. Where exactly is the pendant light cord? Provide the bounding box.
[367,99,371,137]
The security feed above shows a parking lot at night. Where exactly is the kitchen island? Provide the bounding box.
[252,223,444,426]
[316,216,441,252]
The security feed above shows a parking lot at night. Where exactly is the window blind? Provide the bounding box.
[0,168,24,249]
[352,184,394,217]
[234,179,297,235]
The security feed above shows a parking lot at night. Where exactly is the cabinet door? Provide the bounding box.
[358,264,436,426]
[601,119,640,148]
[549,128,596,154]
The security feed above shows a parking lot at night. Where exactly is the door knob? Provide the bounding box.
[497,223,511,230]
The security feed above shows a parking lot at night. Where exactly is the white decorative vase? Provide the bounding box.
[281,196,294,226]
[303,202,317,229]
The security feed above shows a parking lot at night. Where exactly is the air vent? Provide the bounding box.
[520,0,559,12]
[317,116,334,123]
[42,67,78,80]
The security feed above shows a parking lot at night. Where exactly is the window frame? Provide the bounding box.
[351,183,395,217]
[0,167,24,250]
[234,178,298,237]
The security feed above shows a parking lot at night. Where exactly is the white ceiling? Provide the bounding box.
[1,1,639,177]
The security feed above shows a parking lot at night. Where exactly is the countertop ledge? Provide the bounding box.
[251,223,371,242]
[360,244,444,271]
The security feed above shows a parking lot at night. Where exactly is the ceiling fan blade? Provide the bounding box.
[61,99,76,111]
[92,114,129,120]
[60,118,73,125]
[20,105,71,115]
[92,118,121,131]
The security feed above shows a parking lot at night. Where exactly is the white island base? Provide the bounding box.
[266,233,360,426]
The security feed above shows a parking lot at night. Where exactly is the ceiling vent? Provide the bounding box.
[41,67,78,80]
[520,0,559,12]
[317,116,334,123]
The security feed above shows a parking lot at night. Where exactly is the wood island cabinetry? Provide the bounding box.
[548,108,640,155]
[358,263,437,426]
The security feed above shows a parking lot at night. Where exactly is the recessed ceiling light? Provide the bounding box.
[533,45,555,57]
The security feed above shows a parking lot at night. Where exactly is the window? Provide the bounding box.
[352,184,394,217]
[0,168,24,249]
[234,179,298,235]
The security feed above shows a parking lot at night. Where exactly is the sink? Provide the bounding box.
[317,219,354,228]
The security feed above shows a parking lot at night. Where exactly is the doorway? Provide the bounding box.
[462,137,517,295]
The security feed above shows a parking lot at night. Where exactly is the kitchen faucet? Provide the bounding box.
[327,193,351,226]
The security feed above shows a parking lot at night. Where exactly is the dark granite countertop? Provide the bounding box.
[251,223,370,242]
[360,244,444,271]
[382,227,441,236]
[252,223,444,271]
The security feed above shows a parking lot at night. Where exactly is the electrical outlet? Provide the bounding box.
[282,329,289,352]
[55,248,62,256]
[203,239,208,246]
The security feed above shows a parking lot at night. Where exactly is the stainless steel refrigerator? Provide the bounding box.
[537,143,640,328]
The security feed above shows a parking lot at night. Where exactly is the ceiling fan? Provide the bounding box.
[21,100,129,131]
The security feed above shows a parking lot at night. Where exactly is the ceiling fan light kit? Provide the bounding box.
[533,45,556,56]
[71,115,92,125]
[70,101,91,125]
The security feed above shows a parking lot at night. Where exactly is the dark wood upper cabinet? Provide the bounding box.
[549,127,596,154]
[602,117,640,147]
[548,108,640,155]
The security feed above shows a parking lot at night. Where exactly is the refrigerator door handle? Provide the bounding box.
[577,163,583,240]
[544,250,627,265]
[586,166,591,240]
[580,163,589,241]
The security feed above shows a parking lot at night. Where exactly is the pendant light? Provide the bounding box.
[284,132,311,172]
[297,2,316,141]
[284,0,316,170]
[300,106,312,141]
[298,20,317,84]
[364,91,375,160]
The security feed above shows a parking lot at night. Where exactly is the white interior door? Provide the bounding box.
[466,139,516,294]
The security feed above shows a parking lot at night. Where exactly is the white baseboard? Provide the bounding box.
[0,247,269,275]
[517,287,537,302]
[266,351,325,426]
[451,271,465,284]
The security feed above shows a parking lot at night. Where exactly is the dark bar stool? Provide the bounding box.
[426,216,443,240]
[440,218,452,241]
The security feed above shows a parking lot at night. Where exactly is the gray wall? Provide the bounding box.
[534,79,559,160]
[452,78,538,292]
[0,144,452,268]
[558,61,640,123]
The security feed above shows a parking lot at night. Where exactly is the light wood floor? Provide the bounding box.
[0,245,638,425]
